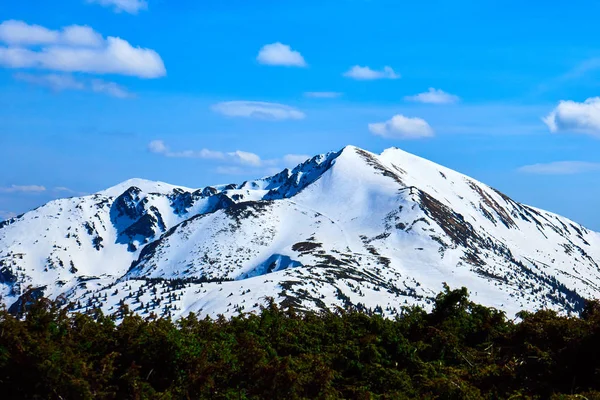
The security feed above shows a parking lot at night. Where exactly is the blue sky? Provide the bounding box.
[1,0,600,229]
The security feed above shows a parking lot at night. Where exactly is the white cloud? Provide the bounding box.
[283,154,310,166]
[304,92,343,98]
[0,185,46,193]
[405,88,460,104]
[0,20,103,47]
[0,21,165,79]
[229,150,262,167]
[53,186,75,193]
[149,141,312,174]
[148,140,260,166]
[0,20,58,46]
[60,25,104,47]
[90,79,132,98]
[343,65,399,80]
[14,72,85,91]
[0,38,165,78]
[14,73,132,98]
[257,42,306,67]
[86,0,148,14]
[52,186,88,196]
[148,140,225,160]
[519,161,600,175]
[543,97,600,135]
[368,114,434,139]
[211,101,305,120]
[148,140,169,154]
[148,140,225,159]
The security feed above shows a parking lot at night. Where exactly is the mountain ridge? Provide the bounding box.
[1,145,598,319]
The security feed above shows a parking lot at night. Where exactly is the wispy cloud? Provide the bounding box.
[535,57,600,95]
[0,20,165,78]
[149,140,312,175]
[148,140,261,166]
[304,92,343,98]
[0,184,84,196]
[519,161,600,175]
[405,88,460,104]
[14,73,133,98]
[529,57,600,96]
[543,97,600,136]
[14,72,85,91]
[86,0,148,14]
[0,20,103,47]
[368,114,434,139]
[0,184,46,193]
[52,186,88,196]
[54,186,74,193]
[560,58,600,81]
[343,65,399,80]
[257,42,307,67]
[90,79,133,98]
[211,101,305,120]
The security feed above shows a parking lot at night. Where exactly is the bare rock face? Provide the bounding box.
[1,146,599,320]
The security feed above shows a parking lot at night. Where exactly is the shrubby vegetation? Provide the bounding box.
[2,286,600,399]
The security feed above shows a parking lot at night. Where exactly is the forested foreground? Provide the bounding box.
[2,288,600,399]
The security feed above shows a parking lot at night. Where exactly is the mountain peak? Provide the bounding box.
[98,178,195,197]
[1,145,599,321]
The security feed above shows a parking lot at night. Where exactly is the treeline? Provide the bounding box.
[2,287,600,399]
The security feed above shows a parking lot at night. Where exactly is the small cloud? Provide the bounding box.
[535,57,600,95]
[90,79,133,98]
[211,101,305,121]
[0,21,165,79]
[14,73,85,91]
[304,92,343,98]
[148,140,169,154]
[148,140,261,166]
[0,20,103,47]
[343,65,399,80]
[282,154,310,166]
[369,114,434,139]
[229,150,262,167]
[150,141,312,175]
[0,184,46,193]
[53,186,75,193]
[405,88,460,104]
[543,97,600,136]
[518,161,600,175]
[257,42,307,67]
[148,140,225,160]
[86,0,148,14]
[52,186,88,196]
[14,73,132,98]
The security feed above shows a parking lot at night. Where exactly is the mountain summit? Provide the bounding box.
[1,146,599,318]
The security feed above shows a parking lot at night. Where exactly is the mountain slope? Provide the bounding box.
[1,146,599,318]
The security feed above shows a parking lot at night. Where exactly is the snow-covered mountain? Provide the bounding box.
[1,146,599,319]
